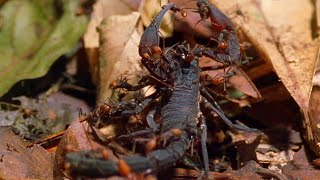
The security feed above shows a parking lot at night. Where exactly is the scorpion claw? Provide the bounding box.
[138,3,176,57]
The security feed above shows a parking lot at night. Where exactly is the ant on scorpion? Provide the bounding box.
[64,0,257,178]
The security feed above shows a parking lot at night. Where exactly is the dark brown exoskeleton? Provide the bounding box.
[65,2,256,178]
[65,3,203,177]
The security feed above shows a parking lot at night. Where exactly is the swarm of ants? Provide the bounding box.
[61,1,287,179]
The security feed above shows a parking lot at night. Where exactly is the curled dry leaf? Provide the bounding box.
[98,12,143,101]
[83,0,142,84]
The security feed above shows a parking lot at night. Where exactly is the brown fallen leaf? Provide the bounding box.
[317,0,320,31]
[233,133,261,168]
[212,0,318,110]
[200,56,261,98]
[229,67,261,99]
[229,160,288,180]
[53,118,118,179]
[84,0,142,85]
[98,12,143,101]
[84,0,138,49]
[0,127,52,180]
[212,0,320,155]
[307,46,320,156]
[282,146,320,180]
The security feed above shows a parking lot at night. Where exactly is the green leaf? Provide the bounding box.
[0,0,88,97]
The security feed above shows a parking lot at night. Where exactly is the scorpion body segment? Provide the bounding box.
[149,57,200,171]
[160,59,199,134]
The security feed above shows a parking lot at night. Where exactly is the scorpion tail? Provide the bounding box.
[65,132,190,177]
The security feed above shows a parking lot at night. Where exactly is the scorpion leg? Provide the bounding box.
[146,109,160,132]
[118,110,160,139]
[118,129,156,139]
[200,86,256,132]
[199,114,209,177]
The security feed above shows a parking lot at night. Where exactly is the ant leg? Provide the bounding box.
[200,86,223,112]
[119,99,161,139]
[112,76,152,91]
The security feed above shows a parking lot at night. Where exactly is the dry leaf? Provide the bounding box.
[0,127,52,179]
[256,145,294,164]
[84,0,141,84]
[211,0,320,155]
[282,146,320,179]
[53,119,118,179]
[200,56,261,98]
[307,47,320,155]
[212,0,318,110]
[173,168,238,179]
[229,68,261,98]
[316,0,320,31]
[98,12,143,101]
[84,0,136,49]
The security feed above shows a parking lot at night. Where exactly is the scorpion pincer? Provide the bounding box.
[195,0,249,65]
[65,3,201,177]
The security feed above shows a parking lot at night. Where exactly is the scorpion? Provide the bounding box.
[65,1,255,178]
